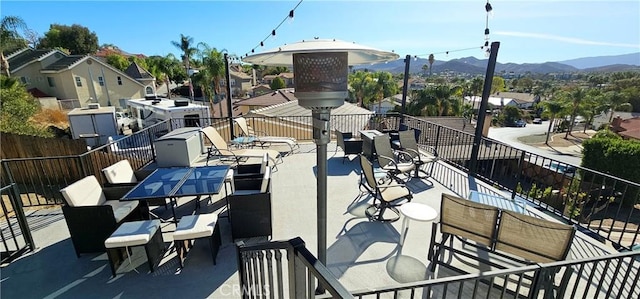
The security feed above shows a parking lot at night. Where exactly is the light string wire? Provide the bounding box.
[410,1,492,61]
[235,0,304,62]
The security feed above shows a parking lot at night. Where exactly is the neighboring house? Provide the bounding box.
[235,88,296,115]
[219,70,253,100]
[251,84,272,97]
[492,92,536,109]
[408,78,426,90]
[124,62,156,96]
[465,96,517,109]
[262,72,295,88]
[7,48,154,109]
[593,111,640,130]
[611,116,640,140]
[369,94,411,115]
[27,87,61,110]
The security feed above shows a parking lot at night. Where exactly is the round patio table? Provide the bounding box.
[399,202,438,246]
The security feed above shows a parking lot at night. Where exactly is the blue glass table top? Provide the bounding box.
[122,165,230,201]
[468,190,526,214]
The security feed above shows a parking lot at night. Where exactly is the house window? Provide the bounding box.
[220,79,226,87]
[145,86,154,95]
[47,77,55,87]
[230,79,236,86]
[98,76,104,86]
[20,76,29,84]
[75,76,82,87]
[117,76,122,85]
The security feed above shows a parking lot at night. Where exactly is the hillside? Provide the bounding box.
[356,52,640,75]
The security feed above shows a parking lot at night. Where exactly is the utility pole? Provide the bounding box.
[469,41,500,176]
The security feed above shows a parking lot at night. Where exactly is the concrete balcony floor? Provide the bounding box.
[0,142,617,298]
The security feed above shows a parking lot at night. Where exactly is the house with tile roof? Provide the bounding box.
[251,84,273,97]
[7,48,154,109]
[611,116,640,140]
[262,72,295,88]
[235,88,297,115]
[492,92,537,109]
[245,97,374,137]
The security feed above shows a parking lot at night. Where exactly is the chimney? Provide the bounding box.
[611,116,623,132]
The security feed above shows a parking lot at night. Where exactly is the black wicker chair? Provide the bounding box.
[228,167,272,240]
[59,175,146,257]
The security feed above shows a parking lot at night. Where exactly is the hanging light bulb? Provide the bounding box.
[288,10,294,23]
[485,48,491,58]
[484,28,490,42]
[485,2,494,17]
[260,41,264,47]
[414,55,418,61]
[271,29,277,40]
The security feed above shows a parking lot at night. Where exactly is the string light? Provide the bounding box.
[242,0,304,59]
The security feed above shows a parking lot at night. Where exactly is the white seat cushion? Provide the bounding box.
[104,220,160,248]
[173,214,217,240]
[104,200,140,223]
[102,160,137,184]
[260,167,271,193]
[60,175,107,207]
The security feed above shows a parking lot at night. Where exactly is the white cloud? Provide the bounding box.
[495,31,640,48]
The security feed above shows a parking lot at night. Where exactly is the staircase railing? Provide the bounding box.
[236,237,353,299]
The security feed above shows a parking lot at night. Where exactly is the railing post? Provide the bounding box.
[434,126,441,155]
[470,41,500,176]
[512,151,527,200]
[287,238,308,298]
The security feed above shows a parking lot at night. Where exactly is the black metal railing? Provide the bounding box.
[236,237,352,299]
[0,122,167,207]
[350,249,640,298]
[399,115,640,251]
[1,183,34,264]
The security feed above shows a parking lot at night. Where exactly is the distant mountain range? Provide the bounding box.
[357,52,640,75]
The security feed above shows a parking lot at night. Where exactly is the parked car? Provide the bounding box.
[532,118,542,124]
[545,161,577,175]
[506,119,527,127]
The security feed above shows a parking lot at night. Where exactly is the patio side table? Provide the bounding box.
[399,202,438,246]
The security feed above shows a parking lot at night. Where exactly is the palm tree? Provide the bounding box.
[604,91,632,122]
[171,34,197,100]
[348,71,375,107]
[564,87,586,139]
[1,16,28,77]
[196,43,227,117]
[428,54,435,76]
[541,100,566,145]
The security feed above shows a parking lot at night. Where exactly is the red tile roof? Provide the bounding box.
[617,117,640,140]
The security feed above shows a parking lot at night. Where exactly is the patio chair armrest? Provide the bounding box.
[235,163,262,174]
[134,169,154,181]
[377,154,398,167]
[233,177,263,190]
[401,148,422,162]
[102,185,135,200]
[395,149,415,161]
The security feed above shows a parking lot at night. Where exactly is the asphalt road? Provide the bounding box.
[487,121,582,166]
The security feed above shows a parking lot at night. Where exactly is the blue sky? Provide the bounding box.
[2,0,639,64]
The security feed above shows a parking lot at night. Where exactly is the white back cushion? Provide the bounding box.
[260,167,271,193]
[260,153,269,174]
[102,160,137,184]
[60,175,107,207]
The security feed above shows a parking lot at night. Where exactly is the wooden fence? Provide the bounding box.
[1,133,88,159]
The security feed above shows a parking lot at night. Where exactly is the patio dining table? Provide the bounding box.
[121,165,231,223]
[468,190,526,214]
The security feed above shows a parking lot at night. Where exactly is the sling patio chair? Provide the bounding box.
[233,117,299,155]
[373,133,416,183]
[398,129,438,179]
[200,126,282,168]
[360,155,412,222]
